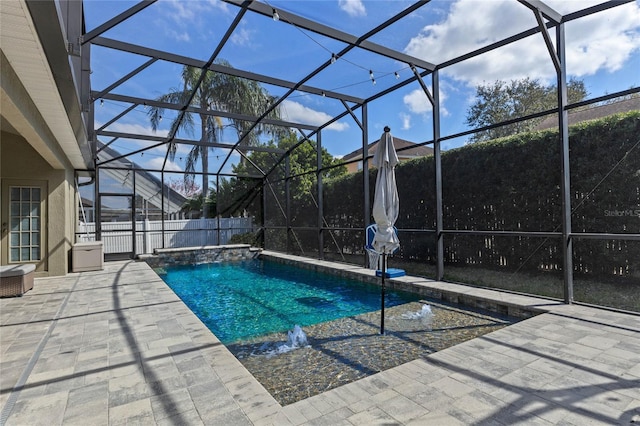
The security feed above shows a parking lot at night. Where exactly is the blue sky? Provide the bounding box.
[84,0,640,178]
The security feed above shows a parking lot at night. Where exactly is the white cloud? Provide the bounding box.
[96,121,187,161]
[339,0,366,17]
[281,100,350,131]
[161,0,230,29]
[403,87,449,116]
[206,0,230,13]
[403,89,431,114]
[404,0,640,86]
[164,0,197,22]
[167,29,190,42]
[563,5,640,76]
[106,122,170,138]
[400,113,411,130]
[146,157,183,172]
[231,27,254,46]
[163,0,228,20]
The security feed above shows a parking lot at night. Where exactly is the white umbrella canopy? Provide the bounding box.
[372,127,400,255]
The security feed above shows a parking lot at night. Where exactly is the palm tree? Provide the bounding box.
[148,60,281,217]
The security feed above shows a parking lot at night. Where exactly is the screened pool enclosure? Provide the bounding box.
[77,0,639,312]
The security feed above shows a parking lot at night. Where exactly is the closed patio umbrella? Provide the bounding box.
[372,126,399,334]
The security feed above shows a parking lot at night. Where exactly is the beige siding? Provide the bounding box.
[1,132,74,276]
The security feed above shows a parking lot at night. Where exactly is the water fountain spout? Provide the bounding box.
[287,325,308,348]
[401,304,434,322]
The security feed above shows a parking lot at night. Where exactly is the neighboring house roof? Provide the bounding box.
[342,136,433,163]
[534,97,640,131]
[98,141,188,212]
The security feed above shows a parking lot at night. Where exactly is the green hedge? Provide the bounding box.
[319,111,640,278]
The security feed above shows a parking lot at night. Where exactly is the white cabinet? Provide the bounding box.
[72,242,103,272]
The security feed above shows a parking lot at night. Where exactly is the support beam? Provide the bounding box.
[317,132,324,259]
[219,0,419,179]
[92,58,158,100]
[132,170,137,256]
[340,100,363,130]
[94,92,318,131]
[96,104,138,133]
[222,0,435,72]
[433,70,444,281]
[161,2,251,191]
[517,0,562,23]
[285,156,291,254]
[82,1,157,45]
[533,9,561,73]
[261,178,267,248]
[411,66,435,106]
[362,104,370,266]
[216,175,221,244]
[91,37,363,104]
[556,23,574,304]
[96,131,285,153]
[96,137,118,154]
[161,170,165,247]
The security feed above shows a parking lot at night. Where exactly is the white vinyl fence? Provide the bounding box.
[77,217,254,255]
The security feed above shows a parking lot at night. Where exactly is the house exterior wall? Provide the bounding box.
[1,1,87,278]
[346,161,363,174]
[1,132,74,277]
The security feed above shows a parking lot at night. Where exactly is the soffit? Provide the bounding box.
[0,0,86,169]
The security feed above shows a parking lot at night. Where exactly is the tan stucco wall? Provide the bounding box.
[1,131,74,276]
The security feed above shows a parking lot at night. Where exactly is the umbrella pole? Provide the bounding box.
[380,253,386,335]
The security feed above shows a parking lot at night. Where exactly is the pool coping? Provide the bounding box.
[260,251,546,320]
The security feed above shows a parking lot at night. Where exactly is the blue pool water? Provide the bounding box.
[159,259,419,343]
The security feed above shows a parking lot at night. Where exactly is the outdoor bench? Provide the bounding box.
[0,264,35,297]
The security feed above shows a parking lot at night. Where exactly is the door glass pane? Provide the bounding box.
[8,185,41,262]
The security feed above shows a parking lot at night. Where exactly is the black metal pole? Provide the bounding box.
[380,253,386,334]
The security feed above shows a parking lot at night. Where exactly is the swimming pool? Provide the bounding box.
[155,255,520,405]
[158,259,420,343]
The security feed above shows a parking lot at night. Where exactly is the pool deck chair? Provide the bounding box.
[364,224,405,278]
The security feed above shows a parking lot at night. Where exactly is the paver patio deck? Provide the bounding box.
[1,255,638,425]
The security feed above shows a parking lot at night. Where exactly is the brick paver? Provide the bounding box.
[1,256,639,425]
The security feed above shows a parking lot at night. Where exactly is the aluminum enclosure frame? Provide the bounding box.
[81,0,640,304]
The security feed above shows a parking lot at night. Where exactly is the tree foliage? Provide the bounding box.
[167,178,201,198]
[179,193,216,218]
[147,61,281,216]
[466,77,588,142]
[218,130,347,218]
[314,111,639,281]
